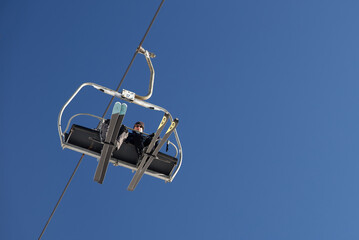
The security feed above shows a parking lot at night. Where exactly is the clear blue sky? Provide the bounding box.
[1,0,359,239]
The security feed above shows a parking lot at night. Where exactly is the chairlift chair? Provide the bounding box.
[57,48,182,190]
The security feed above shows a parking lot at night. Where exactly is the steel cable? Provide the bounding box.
[38,1,165,239]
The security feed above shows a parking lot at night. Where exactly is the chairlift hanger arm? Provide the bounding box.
[135,47,156,101]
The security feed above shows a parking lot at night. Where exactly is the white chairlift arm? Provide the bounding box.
[134,47,155,101]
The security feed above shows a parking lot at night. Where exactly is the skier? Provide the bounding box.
[99,120,152,156]
[125,121,154,157]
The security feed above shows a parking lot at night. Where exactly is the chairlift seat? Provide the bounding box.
[64,124,177,179]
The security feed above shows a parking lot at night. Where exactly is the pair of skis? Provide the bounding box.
[127,113,179,191]
[94,102,127,184]
[93,101,179,190]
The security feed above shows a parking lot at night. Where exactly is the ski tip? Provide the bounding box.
[165,118,179,134]
[120,103,127,115]
[112,102,122,115]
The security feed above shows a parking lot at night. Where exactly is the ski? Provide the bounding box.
[129,113,169,183]
[143,112,170,159]
[94,102,127,184]
[127,117,179,191]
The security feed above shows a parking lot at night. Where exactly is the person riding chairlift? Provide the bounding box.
[125,121,153,156]
[99,120,153,157]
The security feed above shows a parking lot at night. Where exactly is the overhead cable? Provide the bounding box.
[38,1,166,239]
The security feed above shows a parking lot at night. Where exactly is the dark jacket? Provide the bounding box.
[125,131,153,156]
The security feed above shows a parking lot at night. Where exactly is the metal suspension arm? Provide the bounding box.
[135,47,156,100]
